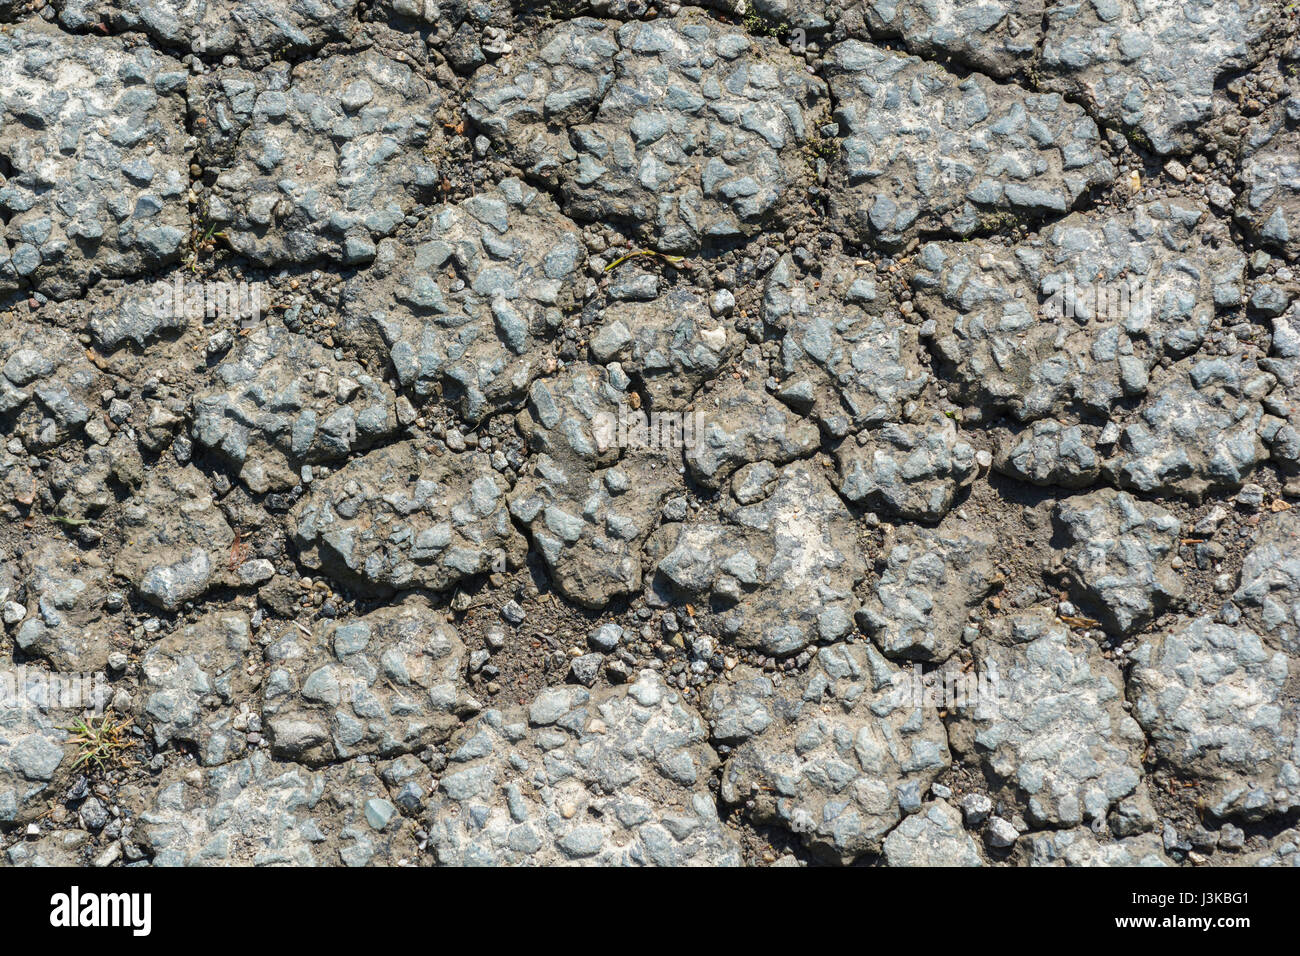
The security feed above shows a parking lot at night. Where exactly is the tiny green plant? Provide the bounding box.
[742,10,789,40]
[977,211,1022,233]
[64,712,136,773]
[1126,126,1153,153]
[186,216,228,272]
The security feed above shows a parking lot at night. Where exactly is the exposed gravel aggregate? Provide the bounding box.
[1,0,1298,868]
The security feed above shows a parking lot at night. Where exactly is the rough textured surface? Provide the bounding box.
[192,49,443,266]
[1,319,107,452]
[1234,511,1300,654]
[0,22,189,299]
[594,289,737,411]
[194,325,398,492]
[763,252,928,436]
[1130,615,1299,821]
[341,179,587,423]
[1109,365,1270,501]
[863,0,1046,80]
[139,751,421,865]
[426,671,741,865]
[1238,94,1300,261]
[54,0,360,61]
[290,440,526,596]
[857,518,997,661]
[995,420,1103,489]
[648,460,865,657]
[913,201,1246,425]
[1055,490,1183,635]
[139,610,256,767]
[467,17,826,252]
[685,377,820,489]
[1027,828,1169,867]
[0,682,78,825]
[826,40,1113,248]
[717,642,951,863]
[510,365,682,609]
[262,598,469,764]
[882,799,982,866]
[836,413,976,521]
[1039,0,1275,156]
[1,1,1296,871]
[114,464,236,610]
[950,611,1147,828]
[14,541,117,672]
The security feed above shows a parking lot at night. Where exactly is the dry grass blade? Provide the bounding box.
[603,249,687,272]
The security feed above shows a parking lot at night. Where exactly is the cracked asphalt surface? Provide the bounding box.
[2,0,1300,867]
